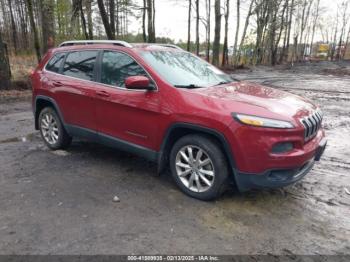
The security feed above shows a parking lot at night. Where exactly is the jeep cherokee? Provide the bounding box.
[31,40,327,200]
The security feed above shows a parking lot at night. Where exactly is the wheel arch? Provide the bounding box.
[158,123,237,180]
[34,96,65,130]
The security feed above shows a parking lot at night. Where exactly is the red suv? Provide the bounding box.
[31,40,327,200]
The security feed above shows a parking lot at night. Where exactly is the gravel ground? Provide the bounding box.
[0,61,349,255]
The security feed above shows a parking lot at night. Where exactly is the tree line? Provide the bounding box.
[0,0,350,88]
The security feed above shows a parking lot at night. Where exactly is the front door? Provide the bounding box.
[94,50,161,151]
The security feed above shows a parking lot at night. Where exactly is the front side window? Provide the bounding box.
[139,51,235,88]
[62,51,98,81]
[46,52,65,73]
[101,51,148,88]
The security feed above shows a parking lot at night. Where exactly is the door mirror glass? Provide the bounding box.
[125,76,153,90]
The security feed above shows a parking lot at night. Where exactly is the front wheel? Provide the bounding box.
[169,134,229,201]
[39,107,72,150]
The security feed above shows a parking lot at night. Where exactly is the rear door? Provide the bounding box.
[94,50,161,150]
[55,50,99,131]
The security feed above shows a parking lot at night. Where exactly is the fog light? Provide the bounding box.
[272,142,293,153]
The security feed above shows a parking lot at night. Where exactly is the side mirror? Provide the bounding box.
[125,76,154,90]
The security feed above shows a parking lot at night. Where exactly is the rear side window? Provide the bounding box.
[62,51,98,81]
[46,53,65,73]
[100,51,148,87]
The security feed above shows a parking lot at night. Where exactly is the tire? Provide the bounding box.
[38,107,72,150]
[169,134,229,201]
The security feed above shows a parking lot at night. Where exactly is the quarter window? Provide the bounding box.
[46,53,65,73]
[101,51,148,88]
[62,51,98,81]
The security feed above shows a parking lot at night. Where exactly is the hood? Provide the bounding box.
[187,81,317,121]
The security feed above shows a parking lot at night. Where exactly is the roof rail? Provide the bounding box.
[149,44,183,50]
[132,43,183,50]
[158,44,183,50]
[59,40,133,48]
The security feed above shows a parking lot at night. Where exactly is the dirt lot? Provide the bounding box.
[0,61,349,255]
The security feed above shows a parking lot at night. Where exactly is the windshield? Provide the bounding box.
[139,50,235,88]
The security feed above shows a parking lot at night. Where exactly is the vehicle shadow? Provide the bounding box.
[31,135,303,206]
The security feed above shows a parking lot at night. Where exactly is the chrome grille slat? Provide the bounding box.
[300,110,323,141]
[305,118,312,137]
[301,120,308,138]
[311,115,318,133]
[315,112,321,121]
[310,117,315,135]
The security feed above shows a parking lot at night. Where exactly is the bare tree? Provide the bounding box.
[200,0,211,61]
[269,0,285,65]
[337,1,349,60]
[284,0,295,62]
[85,0,94,39]
[147,0,156,42]
[252,0,269,65]
[7,0,18,54]
[309,0,320,57]
[280,0,291,63]
[26,0,41,62]
[237,0,254,64]
[110,0,116,39]
[195,0,199,55]
[152,0,156,40]
[40,0,55,52]
[187,0,192,51]
[222,0,230,66]
[72,0,89,39]
[0,31,11,89]
[330,9,339,60]
[233,0,240,66]
[343,22,350,59]
[142,0,147,42]
[298,0,313,60]
[97,0,114,40]
[212,0,221,66]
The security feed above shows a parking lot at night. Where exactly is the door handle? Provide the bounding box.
[96,90,110,97]
[53,81,63,87]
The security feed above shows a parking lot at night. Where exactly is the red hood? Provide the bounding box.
[187,81,317,121]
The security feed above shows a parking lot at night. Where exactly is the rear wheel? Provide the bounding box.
[170,134,229,201]
[39,107,71,150]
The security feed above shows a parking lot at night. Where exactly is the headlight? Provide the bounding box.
[233,113,294,129]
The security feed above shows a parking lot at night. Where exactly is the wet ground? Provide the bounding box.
[0,61,349,255]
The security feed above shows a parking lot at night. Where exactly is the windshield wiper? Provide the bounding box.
[214,78,241,86]
[215,81,232,86]
[174,84,204,89]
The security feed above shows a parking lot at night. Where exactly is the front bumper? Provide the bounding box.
[234,138,327,191]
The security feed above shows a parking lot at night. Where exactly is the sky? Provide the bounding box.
[128,0,345,46]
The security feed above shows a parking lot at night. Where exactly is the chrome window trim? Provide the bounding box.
[43,48,159,93]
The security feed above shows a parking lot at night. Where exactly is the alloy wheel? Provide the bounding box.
[41,112,59,145]
[175,145,215,193]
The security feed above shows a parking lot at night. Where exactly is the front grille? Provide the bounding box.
[300,110,323,141]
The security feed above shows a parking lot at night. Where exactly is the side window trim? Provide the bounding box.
[44,49,158,91]
[98,50,158,91]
